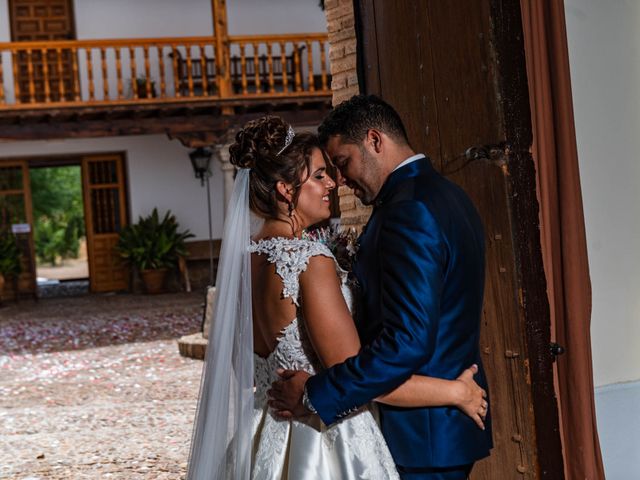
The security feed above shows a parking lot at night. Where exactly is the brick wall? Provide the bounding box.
[324,0,372,231]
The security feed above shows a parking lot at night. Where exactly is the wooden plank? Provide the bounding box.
[8,0,77,104]
[212,0,231,97]
[426,1,502,166]
[0,33,329,51]
[82,153,129,293]
[185,239,222,261]
[368,1,441,169]
[355,0,381,95]
[0,159,37,298]
[449,153,539,479]
[0,100,331,140]
[489,0,563,475]
[354,0,564,478]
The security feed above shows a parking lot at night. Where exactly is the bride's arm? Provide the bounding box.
[298,255,361,366]
[299,256,487,428]
[374,367,488,430]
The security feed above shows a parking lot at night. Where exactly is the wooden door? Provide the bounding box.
[0,160,37,298]
[82,154,129,293]
[9,0,76,103]
[356,1,563,479]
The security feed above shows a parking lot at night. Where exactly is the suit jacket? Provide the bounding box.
[306,156,493,468]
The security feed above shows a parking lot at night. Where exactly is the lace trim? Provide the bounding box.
[249,237,336,306]
[253,318,319,408]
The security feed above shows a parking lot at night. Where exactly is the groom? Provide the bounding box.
[271,95,492,479]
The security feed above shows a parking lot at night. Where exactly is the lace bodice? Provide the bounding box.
[247,237,399,479]
[249,237,352,407]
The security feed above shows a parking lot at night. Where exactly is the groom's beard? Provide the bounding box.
[350,148,382,206]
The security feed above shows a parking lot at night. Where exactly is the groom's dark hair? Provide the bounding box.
[318,94,409,146]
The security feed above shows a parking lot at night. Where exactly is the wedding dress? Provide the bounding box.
[248,237,399,480]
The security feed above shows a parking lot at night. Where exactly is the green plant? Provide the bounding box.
[116,208,193,271]
[135,77,157,98]
[0,230,22,277]
[31,166,85,265]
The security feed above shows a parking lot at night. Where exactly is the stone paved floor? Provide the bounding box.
[36,280,90,299]
[0,292,205,479]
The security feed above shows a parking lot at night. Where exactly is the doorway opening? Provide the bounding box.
[30,163,89,298]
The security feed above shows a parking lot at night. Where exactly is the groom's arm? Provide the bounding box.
[307,201,445,425]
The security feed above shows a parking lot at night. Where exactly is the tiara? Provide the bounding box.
[276,125,295,155]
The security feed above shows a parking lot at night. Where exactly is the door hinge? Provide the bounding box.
[549,342,565,361]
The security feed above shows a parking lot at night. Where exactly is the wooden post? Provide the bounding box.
[0,54,4,103]
[56,48,66,100]
[42,48,51,102]
[115,48,123,99]
[211,0,231,104]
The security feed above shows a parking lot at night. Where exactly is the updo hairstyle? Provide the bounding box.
[229,116,322,219]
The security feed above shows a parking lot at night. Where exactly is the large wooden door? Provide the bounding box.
[0,160,37,298]
[82,154,129,293]
[356,1,563,479]
[9,0,76,103]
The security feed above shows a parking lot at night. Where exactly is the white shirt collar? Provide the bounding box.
[392,153,426,172]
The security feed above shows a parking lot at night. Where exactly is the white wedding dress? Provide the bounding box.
[248,237,399,480]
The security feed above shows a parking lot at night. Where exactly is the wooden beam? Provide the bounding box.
[0,103,330,141]
[212,0,232,99]
[167,130,226,148]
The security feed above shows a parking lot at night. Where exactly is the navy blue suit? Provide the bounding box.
[306,156,492,473]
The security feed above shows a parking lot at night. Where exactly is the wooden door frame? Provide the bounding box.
[480,2,565,475]
[2,155,89,295]
[353,0,564,477]
[0,158,37,297]
[8,0,77,41]
[0,152,130,294]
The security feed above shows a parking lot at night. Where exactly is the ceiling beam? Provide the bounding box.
[0,100,330,141]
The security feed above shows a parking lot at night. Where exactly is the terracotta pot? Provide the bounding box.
[140,268,168,294]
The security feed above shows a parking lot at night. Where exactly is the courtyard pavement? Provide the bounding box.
[0,292,205,479]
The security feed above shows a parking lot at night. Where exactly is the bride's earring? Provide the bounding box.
[288,202,294,217]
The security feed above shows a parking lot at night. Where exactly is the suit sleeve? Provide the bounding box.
[306,200,446,425]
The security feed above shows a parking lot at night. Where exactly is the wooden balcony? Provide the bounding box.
[0,33,332,139]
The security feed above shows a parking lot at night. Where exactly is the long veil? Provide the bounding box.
[187,168,254,479]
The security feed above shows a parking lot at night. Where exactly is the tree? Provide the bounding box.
[30,166,85,265]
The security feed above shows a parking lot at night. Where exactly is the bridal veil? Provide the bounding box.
[187,168,254,480]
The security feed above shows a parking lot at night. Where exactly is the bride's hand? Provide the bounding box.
[453,364,488,430]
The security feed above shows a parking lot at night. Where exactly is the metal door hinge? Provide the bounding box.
[550,342,565,361]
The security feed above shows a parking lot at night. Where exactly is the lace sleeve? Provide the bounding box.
[249,238,335,306]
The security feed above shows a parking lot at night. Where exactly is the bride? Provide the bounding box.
[186,116,487,479]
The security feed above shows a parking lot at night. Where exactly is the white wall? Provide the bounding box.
[226,0,327,35]
[0,0,9,42]
[0,135,225,241]
[74,0,212,39]
[565,0,640,388]
[594,380,640,480]
[75,0,326,38]
[0,0,327,42]
[565,1,640,478]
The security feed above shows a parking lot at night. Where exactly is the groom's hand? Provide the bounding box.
[268,369,311,419]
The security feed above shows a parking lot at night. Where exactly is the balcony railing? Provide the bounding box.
[0,33,331,109]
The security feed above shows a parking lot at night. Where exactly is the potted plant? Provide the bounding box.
[0,230,22,302]
[134,77,157,99]
[116,209,193,294]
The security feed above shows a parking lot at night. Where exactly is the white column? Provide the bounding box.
[216,144,235,217]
